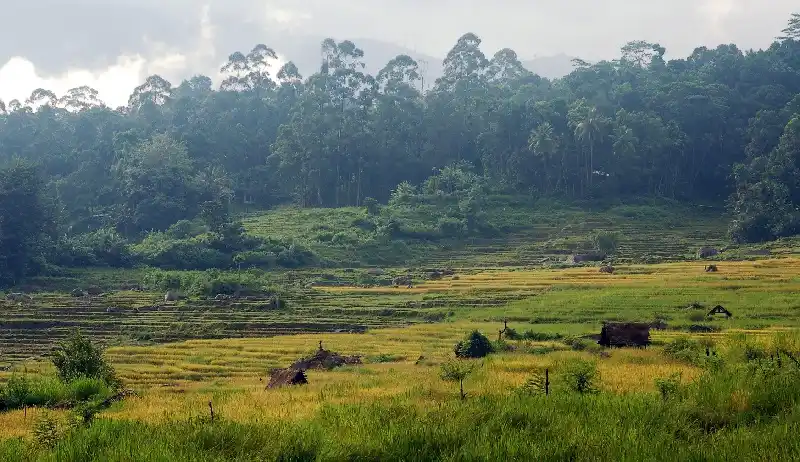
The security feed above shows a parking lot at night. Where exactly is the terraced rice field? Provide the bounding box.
[3,254,800,442]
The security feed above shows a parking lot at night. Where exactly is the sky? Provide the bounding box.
[0,0,796,108]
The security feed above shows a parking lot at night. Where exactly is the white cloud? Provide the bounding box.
[698,0,739,35]
[0,55,145,108]
[0,4,219,109]
[268,8,311,24]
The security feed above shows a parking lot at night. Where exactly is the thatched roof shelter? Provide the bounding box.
[267,368,308,389]
[598,322,651,348]
[707,305,732,318]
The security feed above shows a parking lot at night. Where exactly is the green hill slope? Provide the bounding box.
[242,198,730,268]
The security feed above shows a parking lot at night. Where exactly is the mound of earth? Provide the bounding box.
[291,348,362,370]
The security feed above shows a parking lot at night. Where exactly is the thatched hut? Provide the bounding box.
[598,322,651,348]
[267,368,308,389]
[707,305,732,318]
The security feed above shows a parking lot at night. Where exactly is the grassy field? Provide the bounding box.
[3,202,800,459]
[241,199,733,267]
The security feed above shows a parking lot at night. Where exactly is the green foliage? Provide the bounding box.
[0,374,112,412]
[591,230,621,255]
[1,375,32,409]
[363,197,380,216]
[654,373,682,401]
[3,18,800,281]
[503,327,520,340]
[141,269,278,297]
[32,411,67,449]
[454,330,494,358]
[0,163,55,287]
[522,331,564,341]
[564,359,599,394]
[664,337,705,365]
[440,359,478,400]
[518,369,549,395]
[60,228,131,267]
[50,330,118,387]
[6,356,800,460]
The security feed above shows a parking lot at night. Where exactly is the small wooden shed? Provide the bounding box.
[598,322,651,348]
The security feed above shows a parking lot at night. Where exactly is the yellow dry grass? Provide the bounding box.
[4,257,800,439]
[318,258,800,294]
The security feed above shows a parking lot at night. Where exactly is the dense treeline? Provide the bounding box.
[0,14,799,281]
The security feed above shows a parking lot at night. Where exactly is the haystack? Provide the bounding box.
[290,349,362,371]
[598,322,651,348]
[267,368,308,389]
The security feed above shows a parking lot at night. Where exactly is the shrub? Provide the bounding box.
[591,230,621,255]
[688,312,708,322]
[664,337,703,364]
[454,330,494,359]
[564,360,599,394]
[388,182,418,206]
[166,219,205,239]
[440,359,477,400]
[33,412,68,448]
[523,331,564,341]
[491,339,514,352]
[563,337,591,351]
[437,217,467,238]
[363,197,380,216]
[655,373,682,401]
[503,327,521,341]
[51,330,118,387]
[2,375,31,409]
[68,377,111,402]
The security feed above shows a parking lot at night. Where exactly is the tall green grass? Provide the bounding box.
[5,354,800,461]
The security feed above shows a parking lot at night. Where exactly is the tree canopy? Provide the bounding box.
[0,13,799,274]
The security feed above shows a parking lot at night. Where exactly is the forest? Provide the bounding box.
[1,13,800,285]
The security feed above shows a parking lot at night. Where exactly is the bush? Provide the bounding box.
[32,411,68,449]
[68,377,111,402]
[563,337,591,351]
[591,230,621,255]
[688,312,708,322]
[564,359,599,394]
[454,330,494,359]
[437,217,467,238]
[491,339,514,352]
[363,197,380,216]
[655,373,682,401]
[2,375,31,409]
[523,331,564,341]
[664,337,703,364]
[503,327,521,340]
[51,330,118,387]
[388,182,418,206]
[59,228,132,267]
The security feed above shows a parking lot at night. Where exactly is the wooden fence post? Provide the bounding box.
[545,369,550,396]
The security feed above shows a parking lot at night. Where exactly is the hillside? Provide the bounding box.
[241,198,730,268]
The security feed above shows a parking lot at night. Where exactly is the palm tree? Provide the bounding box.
[573,108,605,189]
[529,122,558,192]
